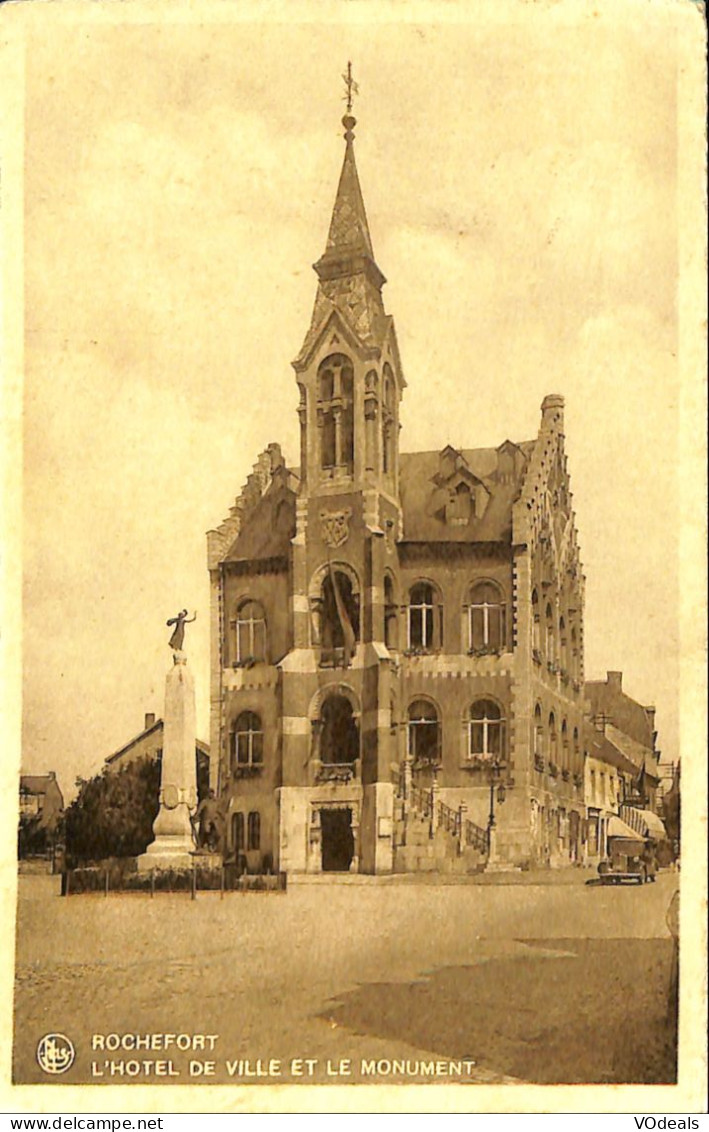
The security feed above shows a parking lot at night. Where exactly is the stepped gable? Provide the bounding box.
[399,441,534,544]
[206,444,298,569]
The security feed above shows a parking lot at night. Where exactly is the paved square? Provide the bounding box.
[13,872,678,1086]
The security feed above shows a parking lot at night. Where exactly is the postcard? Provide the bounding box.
[1,0,706,1115]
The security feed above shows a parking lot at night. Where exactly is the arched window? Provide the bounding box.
[233,599,267,665]
[545,603,555,665]
[469,581,507,651]
[561,719,569,772]
[320,694,359,766]
[408,699,440,764]
[570,626,578,678]
[384,574,398,649]
[382,364,396,476]
[559,616,567,673]
[247,811,260,851]
[408,582,441,651]
[231,711,264,769]
[231,812,244,854]
[573,727,580,774]
[469,699,505,759]
[532,589,540,654]
[549,712,558,768]
[318,568,360,667]
[317,354,354,475]
[534,703,544,758]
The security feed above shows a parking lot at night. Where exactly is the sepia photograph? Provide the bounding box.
[1,0,706,1114]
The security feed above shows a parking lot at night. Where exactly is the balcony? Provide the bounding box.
[313,760,359,785]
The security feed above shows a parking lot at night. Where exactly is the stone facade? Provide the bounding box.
[208,111,587,873]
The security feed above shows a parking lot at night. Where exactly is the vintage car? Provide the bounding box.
[597,836,657,885]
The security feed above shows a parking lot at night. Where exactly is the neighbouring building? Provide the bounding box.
[206,102,588,875]
[18,772,65,857]
[105,712,210,798]
[584,670,665,862]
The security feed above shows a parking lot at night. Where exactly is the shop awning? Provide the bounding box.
[607,816,645,841]
[634,809,666,838]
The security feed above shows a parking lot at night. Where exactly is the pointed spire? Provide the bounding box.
[323,112,375,259]
[294,68,391,368]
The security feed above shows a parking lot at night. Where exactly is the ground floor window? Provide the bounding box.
[247,811,260,851]
[232,812,244,853]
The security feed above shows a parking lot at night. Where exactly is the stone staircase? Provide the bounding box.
[393,770,489,876]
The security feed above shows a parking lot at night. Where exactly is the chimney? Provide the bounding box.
[144,712,156,731]
[607,671,623,690]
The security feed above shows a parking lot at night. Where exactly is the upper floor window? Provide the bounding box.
[561,719,569,770]
[231,711,264,769]
[407,582,442,651]
[382,364,396,476]
[233,599,267,665]
[384,574,398,649]
[318,354,354,475]
[407,699,440,764]
[532,588,541,654]
[469,581,507,652]
[469,699,505,760]
[319,694,359,766]
[545,603,556,665]
[549,712,558,766]
[559,616,567,672]
[534,703,544,757]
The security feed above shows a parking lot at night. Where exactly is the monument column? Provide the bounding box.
[138,613,199,871]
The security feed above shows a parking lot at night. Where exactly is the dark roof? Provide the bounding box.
[587,733,638,777]
[224,478,296,564]
[20,774,61,796]
[586,678,655,749]
[399,442,535,544]
[106,720,210,765]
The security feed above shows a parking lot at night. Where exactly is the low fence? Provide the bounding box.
[62,861,287,897]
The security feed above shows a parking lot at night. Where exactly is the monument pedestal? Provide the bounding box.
[137,651,198,873]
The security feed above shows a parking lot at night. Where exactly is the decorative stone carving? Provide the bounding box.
[320,507,352,549]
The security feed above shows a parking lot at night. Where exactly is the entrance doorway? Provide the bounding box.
[320,808,354,872]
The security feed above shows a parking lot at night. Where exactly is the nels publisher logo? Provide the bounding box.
[37,1033,76,1075]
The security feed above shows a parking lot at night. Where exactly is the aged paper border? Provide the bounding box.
[1,0,706,1114]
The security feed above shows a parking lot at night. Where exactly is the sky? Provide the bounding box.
[17,2,687,799]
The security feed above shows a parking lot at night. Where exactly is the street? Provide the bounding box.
[13,871,678,1086]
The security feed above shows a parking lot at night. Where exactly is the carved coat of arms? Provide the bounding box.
[320,507,352,549]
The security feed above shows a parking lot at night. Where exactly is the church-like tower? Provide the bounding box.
[278,101,406,874]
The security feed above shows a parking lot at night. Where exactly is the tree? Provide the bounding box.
[65,756,161,867]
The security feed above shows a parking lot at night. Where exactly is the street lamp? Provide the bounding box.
[487,758,507,837]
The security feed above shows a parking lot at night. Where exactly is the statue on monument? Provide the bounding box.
[190,789,224,854]
[166,609,197,653]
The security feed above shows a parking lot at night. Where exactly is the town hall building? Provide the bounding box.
[206,102,587,873]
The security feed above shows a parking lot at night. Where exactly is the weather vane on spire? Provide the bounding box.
[342,61,359,115]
